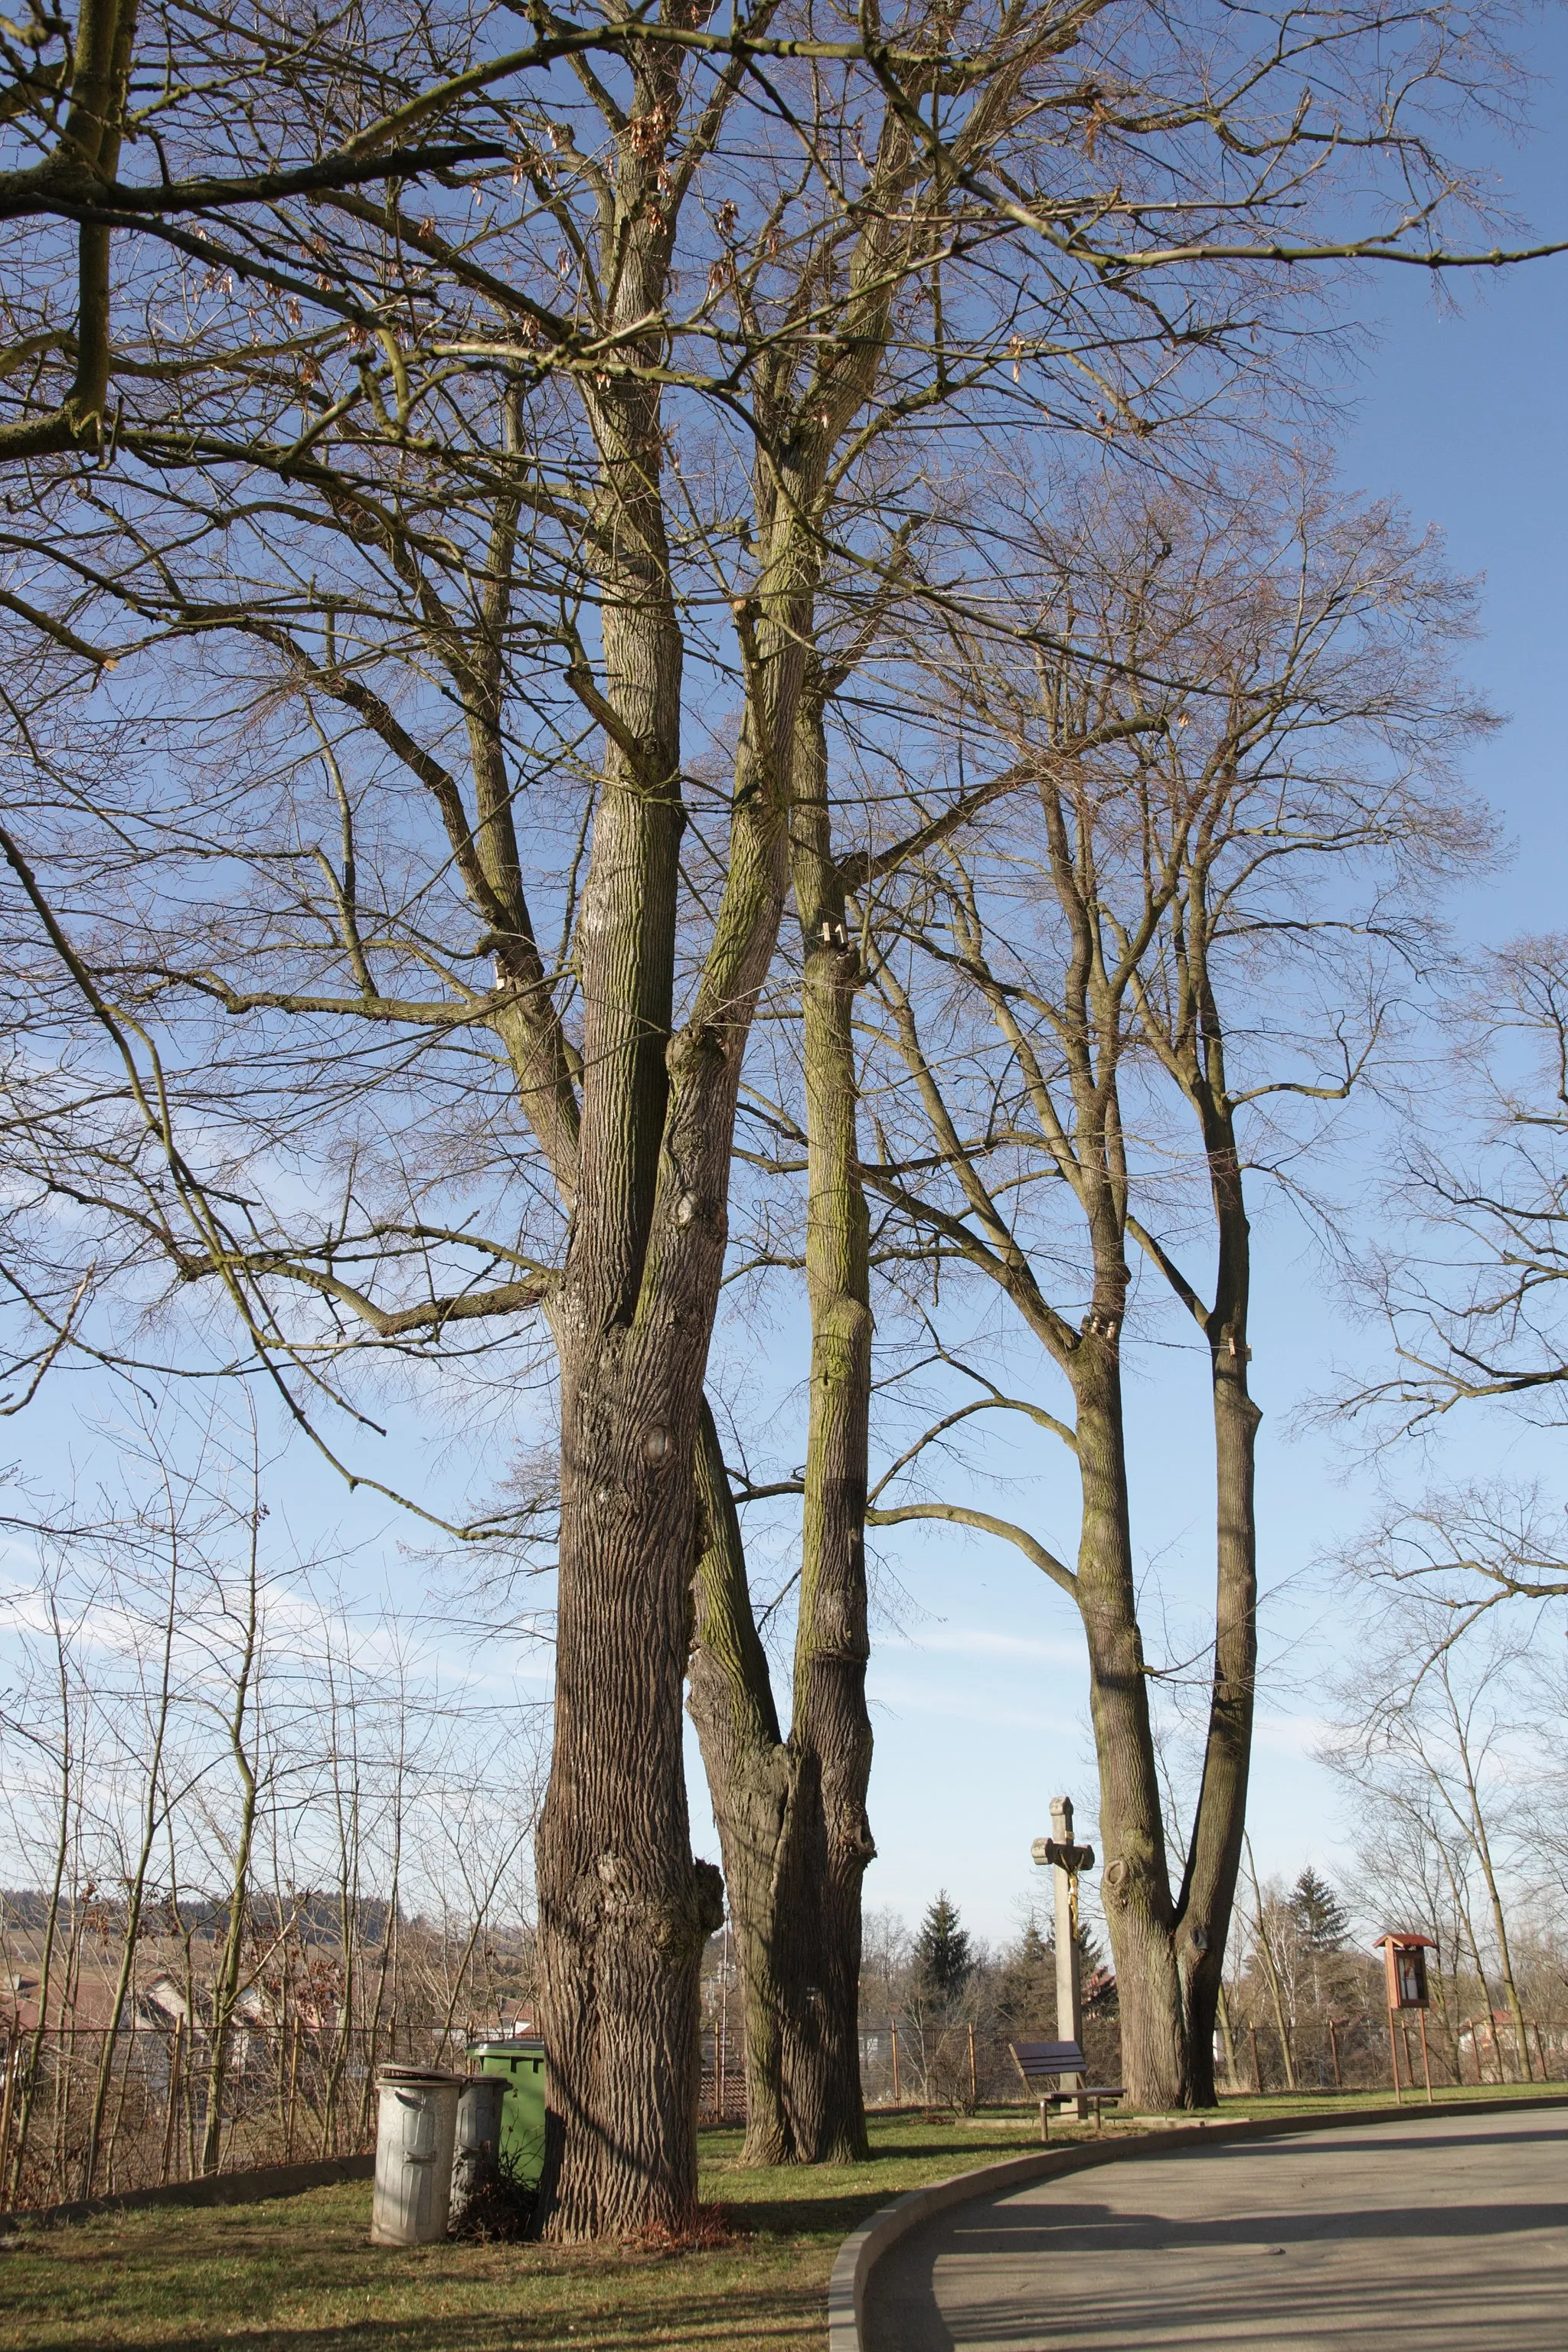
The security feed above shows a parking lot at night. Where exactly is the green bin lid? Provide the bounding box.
[467,2037,545,2058]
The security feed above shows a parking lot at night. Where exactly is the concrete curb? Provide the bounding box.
[2,2151,374,2233]
[827,2090,1568,2352]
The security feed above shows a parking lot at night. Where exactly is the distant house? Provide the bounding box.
[139,1975,191,2030]
[2,1965,40,2029]
[1458,2010,1558,2075]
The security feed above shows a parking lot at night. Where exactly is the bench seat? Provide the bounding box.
[1008,2040,1125,2138]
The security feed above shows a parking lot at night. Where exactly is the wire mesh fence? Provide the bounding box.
[857,2014,1126,2112]
[697,2024,746,2126]
[8,2000,1534,2216]
[0,2019,469,2213]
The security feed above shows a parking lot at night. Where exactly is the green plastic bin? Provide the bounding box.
[466,2037,547,2187]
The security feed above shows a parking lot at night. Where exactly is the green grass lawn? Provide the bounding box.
[2,2087,1561,2352]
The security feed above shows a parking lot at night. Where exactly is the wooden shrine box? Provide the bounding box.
[1376,1931,1436,2011]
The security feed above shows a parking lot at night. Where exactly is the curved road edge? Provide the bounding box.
[826,2092,1568,2352]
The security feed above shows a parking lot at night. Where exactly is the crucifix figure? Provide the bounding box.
[1031,1793,1096,2118]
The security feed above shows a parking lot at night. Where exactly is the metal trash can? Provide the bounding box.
[449,2073,507,2225]
[466,2037,547,2187]
[371,2066,464,2246]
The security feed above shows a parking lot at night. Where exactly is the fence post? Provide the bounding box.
[1249,2024,1262,2095]
[0,2024,18,2208]
[967,2022,977,2107]
[160,2020,183,2186]
[285,2018,301,2162]
[890,2021,900,2107]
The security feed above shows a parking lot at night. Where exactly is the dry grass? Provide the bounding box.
[2,2088,1560,2351]
[0,2115,1028,2352]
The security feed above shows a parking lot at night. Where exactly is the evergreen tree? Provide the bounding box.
[913,1893,973,2003]
[996,1919,1054,2030]
[1287,1868,1351,1952]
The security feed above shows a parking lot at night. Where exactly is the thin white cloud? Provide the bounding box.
[890,1623,1084,1668]
[1254,1712,1333,1756]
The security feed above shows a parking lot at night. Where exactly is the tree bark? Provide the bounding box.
[532,45,760,2236]
[1457,1717,1534,2084]
[1172,1107,1260,2105]
[536,459,792,2235]
[200,1492,263,2174]
[539,755,786,2235]
[778,687,875,2161]
[1071,1352,1187,2111]
[685,687,876,2166]
[1176,1356,1259,2102]
[540,1298,727,2236]
[688,1404,798,2164]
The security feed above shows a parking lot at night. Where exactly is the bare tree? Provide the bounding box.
[0,1563,85,2203]
[1352,939,1568,1449]
[0,0,590,464]
[856,459,1488,2105]
[1321,1593,1536,2082]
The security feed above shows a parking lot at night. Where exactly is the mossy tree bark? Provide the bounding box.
[688,1402,797,2163]
[683,24,1073,2154]
[1164,1107,1260,2108]
[1129,837,1263,2107]
[684,648,882,2174]
[776,680,876,2162]
[1072,1354,1189,2108]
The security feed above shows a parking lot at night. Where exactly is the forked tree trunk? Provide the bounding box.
[686,693,876,2165]
[688,1406,799,2164]
[536,487,792,2233]
[545,57,937,2207]
[1177,1351,1259,2101]
[685,938,876,2164]
[1069,1307,1256,2111]
[1171,1110,1259,2105]
[1070,1352,1187,2111]
[532,49,745,2231]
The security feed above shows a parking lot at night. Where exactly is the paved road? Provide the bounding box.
[865,2107,1568,2350]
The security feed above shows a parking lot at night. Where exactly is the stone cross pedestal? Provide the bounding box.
[1031,1793,1096,2116]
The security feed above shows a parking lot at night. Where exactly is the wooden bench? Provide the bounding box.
[1008,2040,1124,2138]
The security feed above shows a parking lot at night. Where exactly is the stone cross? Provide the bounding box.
[1031,1793,1096,2109]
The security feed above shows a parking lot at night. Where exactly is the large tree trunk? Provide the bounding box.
[539,739,786,2237]
[688,1404,799,2164]
[541,1292,727,2236]
[535,332,700,2230]
[683,89,927,2171]
[532,38,786,2230]
[537,626,792,2233]
[1071,1348,1188,2111]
